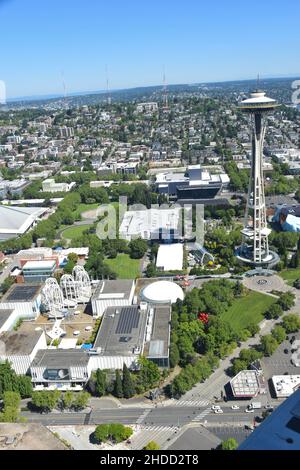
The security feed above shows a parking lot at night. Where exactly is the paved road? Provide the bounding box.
[22,403,268,428]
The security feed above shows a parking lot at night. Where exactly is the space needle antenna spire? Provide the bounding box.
[162,65,169,111]
[105,64,111,105]
[236,86,280,267]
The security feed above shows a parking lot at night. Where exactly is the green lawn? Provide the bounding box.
[61,224,93,241]
[105,253,141,279]
[74,203,99,219]
[279,268,300,285]
[220,291,276,333]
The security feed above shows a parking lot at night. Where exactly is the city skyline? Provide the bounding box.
[0,0,299,98]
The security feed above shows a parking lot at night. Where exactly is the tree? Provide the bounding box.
[271,325,286,344]
[143,441,160,450]
[278,292,295,311]
[62,391,74,409]
[293,278,300,289]
[221,438,238,450]
[260,334,279,356]
[93,423,133,444]
[31,390,61,412]
[73,391,90,410]
[137,357,160,390]
[16,375,33,398]
[265,303,283,320]
[281,314,300,333]
[231,359,248,376]
[128,238,148,259]
[113,370,123,398]
[122,364,135,398]
[3,391,21,409]
[95,369,107,397]
[145,263,156,278]
[93,424,110,443]
[0,361,19,399]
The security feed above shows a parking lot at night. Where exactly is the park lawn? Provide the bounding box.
[105,253,140,279]
[279,268,300,285]
[74,203,99,219]
[220,291,276,333]
[61,224,93,241]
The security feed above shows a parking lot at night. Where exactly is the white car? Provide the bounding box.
[231,405,240,410]
[214,408,224,414]
[211,405,221,411]
[245,408,254,413]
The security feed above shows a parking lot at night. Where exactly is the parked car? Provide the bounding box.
[231,405,240,410]
[245,408,254,413]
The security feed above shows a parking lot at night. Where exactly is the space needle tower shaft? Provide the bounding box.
[238,89,279,266]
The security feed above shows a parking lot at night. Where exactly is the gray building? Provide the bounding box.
[30,349,91,391]
[91,280,135,318]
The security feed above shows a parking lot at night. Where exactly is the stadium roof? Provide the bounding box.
[0,205,47,240]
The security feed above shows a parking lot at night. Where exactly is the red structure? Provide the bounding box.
[198,312,209,324]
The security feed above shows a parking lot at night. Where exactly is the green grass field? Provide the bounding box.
[74,203,99,219]
[105,253,141,279]
[61,224,93,241]
[220,291,276,333]
[279,268,300,285]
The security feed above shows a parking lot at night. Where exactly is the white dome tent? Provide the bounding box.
[141,280,184,304]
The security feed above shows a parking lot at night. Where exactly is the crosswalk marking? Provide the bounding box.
[129,425,175,450]
[136,409,151,424]
[177,399,210,407]
[192,407,211,422]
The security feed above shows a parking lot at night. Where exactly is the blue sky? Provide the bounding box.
[0,0,299,98]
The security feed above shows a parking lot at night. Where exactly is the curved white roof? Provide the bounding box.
[141,280,184,304]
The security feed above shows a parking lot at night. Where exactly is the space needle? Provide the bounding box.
[236,88,279,267]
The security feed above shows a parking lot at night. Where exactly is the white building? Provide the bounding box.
[91,280,135,318]
[119,208,182,242]
[0,205,48,241]
[0,329,47,375]
[272,375,300,398]
[0,284,42,320]
[136,102,158,113]
[156,243,183,271]
[42,178,75,193]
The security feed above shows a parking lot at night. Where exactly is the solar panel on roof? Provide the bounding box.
[6,285,40,302]
[115,307,140,334]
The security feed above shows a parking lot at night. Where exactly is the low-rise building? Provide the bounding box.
[91,280,135,318]
[0,328,47,374]
[22,260,56,283]
[42,178,75,193]
[156,243,183,271]
[119,208,182,242]
[272,375,300,398]
[30,349,91,391]
[0,284,42,319]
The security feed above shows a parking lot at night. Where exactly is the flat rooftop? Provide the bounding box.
[0,329,44,355]
[92,280,134,301]
[272,375,300,397]
[230,370,261,397]
[144,304,171,359]
[2,284,41,302]
[22,260,56,270]
[31,349,89,368]
[94,305,147,356]
[0,308,14,330]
